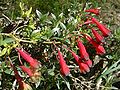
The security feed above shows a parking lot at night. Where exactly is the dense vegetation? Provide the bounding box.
[0,0,120,90]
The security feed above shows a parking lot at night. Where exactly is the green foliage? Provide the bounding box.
[0,0,120,90]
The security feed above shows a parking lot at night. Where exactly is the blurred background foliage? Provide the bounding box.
[0,0,120,90]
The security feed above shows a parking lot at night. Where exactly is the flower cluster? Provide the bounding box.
[9,9,111,88]
[9,49,41,89]
[53,8,111,76]
[9,60,32,90]
[16,48,41,83]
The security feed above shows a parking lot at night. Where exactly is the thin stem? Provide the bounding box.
[43,41,61,44]
[81,0,89,11]
[19,39,36,44]
[13,25,28,34]
[1,33,61,44]
[1,33,36,44]
[18,52,23,65]
[7,56,13,67]
[2,14,13,23]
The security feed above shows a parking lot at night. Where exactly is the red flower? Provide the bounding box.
[78,19,92,27]
[84,59,92,68]
[9,57,32,90]
[83,34,106,55]
[91,17,111,37]
[78,60,90,74]
[91,28,104,43]
[85,8,99,15]
[84,19,92,25]
[94,43,106,55]
[77,39,89,60]
[16,48,40,68]
[12,64,23,87]
[20,66,33,77]
[10,64,32,90]
[57,48,70,76]
[63,46,92,71]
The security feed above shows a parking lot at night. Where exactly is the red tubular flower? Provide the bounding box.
[84,59,92,68]
[78,19,92,27]
[9,60,32,90]
[58,50,70,76]
[53,43,70,76]
[91,17,111,37]
[78,60,90,74]
[77,39,89,60]
[91,28,104,43]
[63,46,92,71]
[85,8,99,15]
[11,63,24,90]
[83,34,106,55]
[93,44,106,55]
[20,66,33,77]
[84,19,92,25]
[16,48,39,68]
[12,64,23,87]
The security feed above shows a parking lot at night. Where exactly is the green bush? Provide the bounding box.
[0,0,120,90]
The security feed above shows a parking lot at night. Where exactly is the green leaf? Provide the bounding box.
[31,30,43,41]
[7,47,12,55]
[0,34,3,46]
[97,59,120,81]
[19,2,24,16]
[3,38,15,44]
[36,10,42,18]
[52,27,60,36]
[19,2,24,11]
[59,13,64,18]
[4,69,14,75]
[65,81,71,90]
[48,69,55,76]
[41,36,47,40]
[0,48,7,57]
[45,29,53,38]
[65,39,70,44]
[56,80,60,89]
[28,24,35,29]
[45,20,52,24]
[59,22,66,30]
[48,66,55,76]
[25,7,32,17]
[51,13,56,20]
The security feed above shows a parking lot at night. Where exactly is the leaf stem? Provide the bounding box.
[1,33,36,44]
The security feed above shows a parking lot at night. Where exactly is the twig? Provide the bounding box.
[13,25,28,34]
[2,14,13,23]
[7,56,13,66]
[1,33,36,44]
[17,52,23,65]
[68,65,79,68]
[81,0,89,11]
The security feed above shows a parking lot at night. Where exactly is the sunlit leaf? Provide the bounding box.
[48,66,55,76]
[36,9,42,18]
[51,13,56,20]
[0,48,7,57]
[25,7,32,17]
[52,27,60,36]
[59,13,64,18]
[59,22,66,30]
[3,38,15,44]
[65,81,71,90]
[0,34,3,46]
